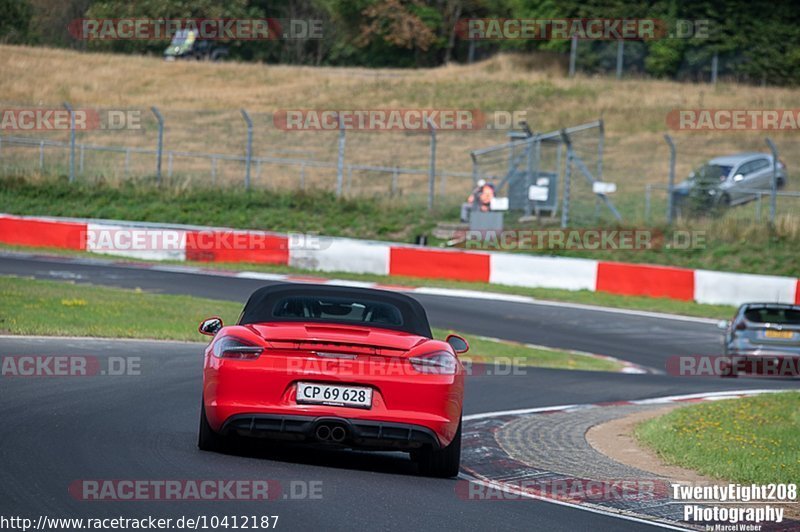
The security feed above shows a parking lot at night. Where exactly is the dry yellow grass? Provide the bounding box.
[1,45,799,213]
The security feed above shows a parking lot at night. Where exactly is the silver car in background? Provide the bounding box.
[673,152,787,212]
[718,303,800,377]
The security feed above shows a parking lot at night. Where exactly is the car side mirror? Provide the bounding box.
[733,174,744,182]
[199,316,223,336]
[716,320,729,330]
[446,334,469,354]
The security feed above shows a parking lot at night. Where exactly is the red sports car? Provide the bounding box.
[198,283,468,477]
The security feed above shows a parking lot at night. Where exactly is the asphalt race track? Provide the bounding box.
[1,252,797,531]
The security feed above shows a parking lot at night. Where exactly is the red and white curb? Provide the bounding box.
[2,213,799,307]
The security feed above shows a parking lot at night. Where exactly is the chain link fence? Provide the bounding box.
[0,100,516,208]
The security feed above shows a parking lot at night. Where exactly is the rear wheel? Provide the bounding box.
[198,399,228,452]
[415,419,462,478]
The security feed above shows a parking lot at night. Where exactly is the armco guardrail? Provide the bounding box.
[1,213,798,307]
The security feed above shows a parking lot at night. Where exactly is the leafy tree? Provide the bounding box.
[0,0,33,44]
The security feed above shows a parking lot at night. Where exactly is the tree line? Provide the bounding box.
[2,0,798,85]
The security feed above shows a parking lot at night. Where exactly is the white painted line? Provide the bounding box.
[629,389,785,405]
[236,271,294,281]
[464,404,579,421]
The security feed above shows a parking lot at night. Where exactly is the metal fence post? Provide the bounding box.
[560,130,572,228]
[765,137,778,224]
[595,119,605,221]
[664,134,676,224]
[336,115,346,197]
[151,107,164,183]
[427,118,437,210]
[39,140,45,171]
[241,109,253,190]
[616,40,624,79]
[569,35,577,77]
[711,53,718,85]
[594,121,603,180]
[63,102,76,183]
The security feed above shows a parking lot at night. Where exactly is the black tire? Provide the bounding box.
[198,400,228,452]
[718,193,731,208]
[415,418,461,478]
[777,177,786,189]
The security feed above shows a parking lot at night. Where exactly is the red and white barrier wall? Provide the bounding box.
[1,213,798,307]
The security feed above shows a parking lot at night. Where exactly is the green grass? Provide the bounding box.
[2,174,800,278]
[432,328,623,372]
[0,275,621,372]
[0,243,737,320]
[635,392,800,484]
[0,174,452,242]
[0,275,242,341]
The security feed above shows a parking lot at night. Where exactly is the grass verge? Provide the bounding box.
[0,275,622,372]
[635,392,800,484]
[0,243,737,320]
[2,175,800,278]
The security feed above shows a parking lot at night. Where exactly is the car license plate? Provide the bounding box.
[296,382,372,409]
[765,330,793,339]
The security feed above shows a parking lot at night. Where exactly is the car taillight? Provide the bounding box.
[409,351,458,375]
[734,320,747,331]
[213,336,263,360]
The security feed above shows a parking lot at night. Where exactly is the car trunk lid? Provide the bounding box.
[246,322,428,357]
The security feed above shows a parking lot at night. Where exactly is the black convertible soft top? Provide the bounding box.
[237,283,432,338]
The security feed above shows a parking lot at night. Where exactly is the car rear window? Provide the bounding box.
[272,295,404,327]
[744,308,800,325]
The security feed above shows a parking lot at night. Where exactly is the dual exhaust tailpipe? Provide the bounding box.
[315,423,347,443]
